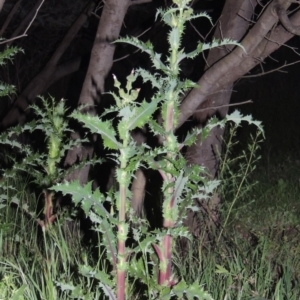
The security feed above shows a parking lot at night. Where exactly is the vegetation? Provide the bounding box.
[0,0,300,299]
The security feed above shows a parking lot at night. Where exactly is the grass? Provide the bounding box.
[1,150,300,299]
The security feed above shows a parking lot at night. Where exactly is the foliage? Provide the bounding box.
[0,82,93,298]
[52,0,263,299]
[217,124,264,241]
[0,2,298,297]
[0,46,21,98]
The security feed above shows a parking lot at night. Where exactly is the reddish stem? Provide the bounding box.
[117,224,126,300]
[158,234,173,286]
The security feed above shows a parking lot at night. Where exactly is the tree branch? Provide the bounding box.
[193,100,253,113]
[1,0,45,46]
[130,0,152,5]
[276,2,300,35]
[243,59,300,78]
[47,57,82,88]
[1,2,94,129]
[177,0,294,128]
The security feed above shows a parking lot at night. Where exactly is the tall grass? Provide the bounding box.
[1,136,300,299]
[172,130,300,300]
[0,175,97,299]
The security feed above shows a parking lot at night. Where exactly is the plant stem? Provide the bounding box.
[159,234,173,286]
[117,147,128,299]
[217,133,259,242]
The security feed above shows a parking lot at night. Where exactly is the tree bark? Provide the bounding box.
[184,0,257,235]
[187,0,256,174]
[183,0,300,235]
[178,0,296,128]
[63,0,132,184]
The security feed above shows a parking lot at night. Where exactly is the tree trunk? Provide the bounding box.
[184,0,256,235]
[178,0,298,128]
[63,0,152,187]
[63,0,132,185]
[183,0,300,235]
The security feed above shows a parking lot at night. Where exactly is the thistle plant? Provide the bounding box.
[52,0,263,299]
[0,96,93,231]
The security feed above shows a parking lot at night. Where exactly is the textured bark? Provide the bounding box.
[182,0,300,236]
[63,0,132,185]
[178,0,296,128]
[185,0,257,236]
[187,0,256,174]
[1,2,94,129]
[131,169,146,216]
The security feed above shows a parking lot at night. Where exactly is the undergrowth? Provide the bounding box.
[1,0,300,299]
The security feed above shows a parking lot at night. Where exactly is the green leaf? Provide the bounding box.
[90,213,117,267]
[226,110,264,135]
[99,283,116,300]
[183,38,245,61]
[136,69,161,89]
[51,181,110,217]
[172,280,214,299]
[168,27,180,49]
[115,37,168,72]
[215,264,229,274]
[128,99,159,130]
[55,281,75,292]
[11,285,26,300]
[71,112,122,149]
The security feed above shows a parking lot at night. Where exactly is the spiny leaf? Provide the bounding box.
[90,212,117,267]
[171,280,214,300]
[136,68,161,89]
[183,38,245,61]
[184,11,212,23]
[0,46,21,64]
[128,99,159,130]
[226,110,264,135]
[99,283,116,300]
[51,180,109,217]
[71,112,122,150]
[115,37,167,72]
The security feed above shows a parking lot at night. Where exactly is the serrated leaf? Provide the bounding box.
[71,112,122,150]
[99,283,116,300]
[174,280,214,300]
[128,99,158,130]
[115,37,167,72]
[136,68,160,89]
[11,284,26,300]
[92,216,117,267]
[171,170,188,206]
[183,38,245,61]
[168,27,180,49]
[226,110,264,135]
[215,264,229,274]
[51,181,109,217]
[55,281,75,291]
